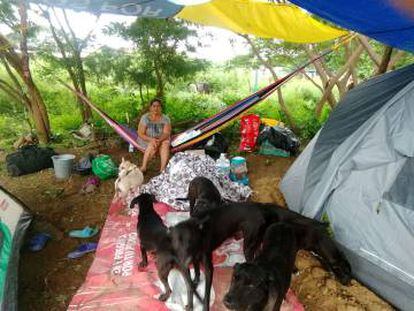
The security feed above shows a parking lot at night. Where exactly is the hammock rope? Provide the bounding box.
[60,33,355,153]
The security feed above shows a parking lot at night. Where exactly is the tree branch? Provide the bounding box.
[315,43,364,116]
[376,45,393,75]
[300,69,323,93]
[357,35,381,67]
[0,56,26,97]
[18,0,30,81]
[387,50,405,71]
[0,79,25,102]
[304,44,337,107]
[0,33,24,77]
[345,41,358,86]
[39,5,79,88]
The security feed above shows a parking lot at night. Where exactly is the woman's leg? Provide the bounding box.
[159,140,170,172]
[140,141,157,173]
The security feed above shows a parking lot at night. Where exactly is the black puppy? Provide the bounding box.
[178,176,222,216]
[130,193,175,301]
[292,222,352,285]
[223,223,298,311]
[169,201,324,311]
[130,193,203,306]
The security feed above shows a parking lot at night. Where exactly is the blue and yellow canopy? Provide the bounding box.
[32,0,346,43]
[31,0,414,51]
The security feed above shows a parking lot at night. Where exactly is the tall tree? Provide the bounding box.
[37,6,94,122]
[109,18,204,97]
[0,0,51,143]
[84,47,157,103]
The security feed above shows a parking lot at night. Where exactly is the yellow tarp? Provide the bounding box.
[177,1,347,43]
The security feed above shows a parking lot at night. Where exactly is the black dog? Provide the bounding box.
[292,222,352,285]
[177,176,222,216]
[130,193,203,306]
[130,193,175,301]
[224,223,298,311]
[169,201,324,311]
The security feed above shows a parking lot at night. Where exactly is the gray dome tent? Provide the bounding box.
[280,64,414,310]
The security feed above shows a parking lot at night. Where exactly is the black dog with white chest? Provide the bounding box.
[224,223,298,311]
[130,193,175,301]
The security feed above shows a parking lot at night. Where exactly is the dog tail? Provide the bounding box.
[129,197,140,209]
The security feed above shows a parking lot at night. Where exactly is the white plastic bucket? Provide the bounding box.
[51,154,75,180]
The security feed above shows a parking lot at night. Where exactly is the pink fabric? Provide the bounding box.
[85,176,100,187]
[68,200,304,311]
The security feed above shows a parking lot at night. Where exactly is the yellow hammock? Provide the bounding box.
[178,1,347,43]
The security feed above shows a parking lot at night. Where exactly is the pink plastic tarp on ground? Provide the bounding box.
[68,200,304,311]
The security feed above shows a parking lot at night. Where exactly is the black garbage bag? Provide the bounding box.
[193,132,229,160]
[257,126,300,156]
[6,145,57,176]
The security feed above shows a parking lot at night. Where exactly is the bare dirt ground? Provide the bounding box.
[0,141,393,311]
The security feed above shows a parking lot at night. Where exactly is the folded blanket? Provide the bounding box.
[138,152,252,210]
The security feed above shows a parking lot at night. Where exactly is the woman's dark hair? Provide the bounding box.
[149,98,163,109]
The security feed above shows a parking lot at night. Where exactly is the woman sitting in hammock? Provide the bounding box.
[137,98,171,173]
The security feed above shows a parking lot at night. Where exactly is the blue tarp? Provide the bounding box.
[290,0,414,52]
[32,0,182,18]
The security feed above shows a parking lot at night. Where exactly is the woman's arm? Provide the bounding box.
[158,122,171,142]
[137,119,153,142]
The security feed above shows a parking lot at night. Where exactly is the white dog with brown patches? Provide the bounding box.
[115,158,144,201]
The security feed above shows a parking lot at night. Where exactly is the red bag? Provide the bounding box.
[239,114,261,152]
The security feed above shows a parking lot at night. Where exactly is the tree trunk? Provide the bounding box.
[42,7,92,123]
[315,43,364,116]
[304,45,337,108]
[75,51,92,122]
[154,66,164,98]
[345,41,359,87]
[376,46,393,75]
[138,84,144,103]
[357,35,381,67]
[18,0,51,142]
[387,50,405,70]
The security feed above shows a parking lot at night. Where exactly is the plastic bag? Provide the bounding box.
[92,155,118,180]
[6,145,56,176]
[257,125,300,155]
[239,114,261,152]
[192,132,229,160]
[73,154,94,175]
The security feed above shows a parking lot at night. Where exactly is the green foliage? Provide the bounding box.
[89,85,142,126]
[248,38,308,69]
[0,62,329,147]
[395,52,414,69]
[107,18,206,95]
